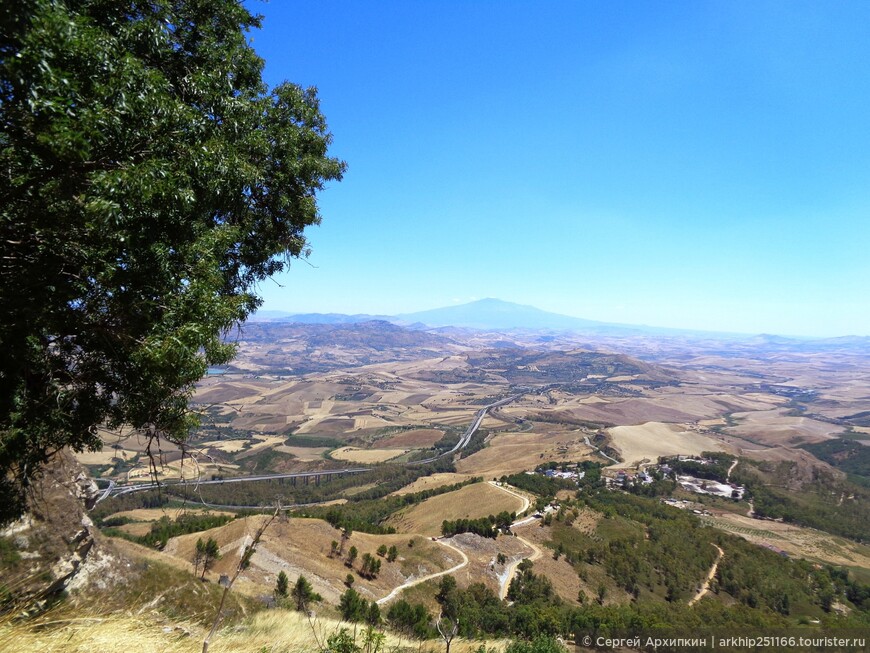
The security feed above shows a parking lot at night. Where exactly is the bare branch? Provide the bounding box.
[202,504,280,653]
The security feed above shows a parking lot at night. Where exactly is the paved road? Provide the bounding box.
[99,467,369,501]
[99,395,518,502]
[414,395,518,465]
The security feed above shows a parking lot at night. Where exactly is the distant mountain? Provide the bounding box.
[249,311,390,324]
[395,298,609,331]
[258,299,734,338]
[253,300,868,347]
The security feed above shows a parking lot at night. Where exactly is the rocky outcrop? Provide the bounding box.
[0,450,127,612]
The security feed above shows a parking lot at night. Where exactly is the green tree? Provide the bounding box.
[0,0,344,522]
[347,545,358,567]
[292,575,321,612]
[504,636,565,653]
[366,601,381,626]
[275,570,289,599]
[201,536,221,579]
[339,587,367,623]
[193,537,206,577]
[386,599,433,639]
[386,545,398,562]
[376,544,387,557]
[436,575,459,621]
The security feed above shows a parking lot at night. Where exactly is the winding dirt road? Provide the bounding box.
[688,543,724,606]
[377,482,539,605]
[487,481,531,515]
[376,539,469,605]
[726,459,738,481]
[499,532,542,600]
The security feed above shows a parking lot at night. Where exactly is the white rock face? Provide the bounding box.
[2,450,127,611]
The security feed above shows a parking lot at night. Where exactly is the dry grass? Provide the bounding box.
[388,483,526,536]
[74,449,137,465]
[0,607,507,653]
[377,429,444,448]
[389,473,472,496]
[330,446,408,463]
[160,516,458,605]
[607,422,730,467]
[456,425,593,478]
[111,507,236,522]
[724,408,840,445]
[273,445,330,460]
[199,438,250,453]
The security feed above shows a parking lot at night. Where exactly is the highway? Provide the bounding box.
[98,467,369,502]
[97,394,518,503]
[414,395,517,464]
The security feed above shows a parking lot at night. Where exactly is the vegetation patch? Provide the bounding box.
[733,460,870,542]
[103,512,235,549]
[800,438,870,484]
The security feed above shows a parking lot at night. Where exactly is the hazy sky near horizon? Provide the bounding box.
[250,1,869,337]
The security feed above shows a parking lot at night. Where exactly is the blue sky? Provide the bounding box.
[249,1,870,337]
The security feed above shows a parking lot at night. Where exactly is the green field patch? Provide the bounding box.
[284,434,346,447]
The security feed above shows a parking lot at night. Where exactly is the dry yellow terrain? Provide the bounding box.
[607,421,730,467]
[0,603,505,653]
[329,446,407,463]
[457,424,593,478]
[724,408,841,445]
[111,507,235,522]
[390,472,472,495]
[273,444,330,460]
[162,515,459,605]
[199,438,250,453]
[387,482,526,536]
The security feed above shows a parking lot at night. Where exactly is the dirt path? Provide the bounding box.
[688,544,724,606]
[376,539,469,606]
[499,531,542,600]
[488,481,531,516]
[726,459,738,481]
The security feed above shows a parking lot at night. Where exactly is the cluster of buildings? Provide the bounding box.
[541,467,586,482]
[676,475,745,500]
[609,469,654,487]
[603,456,746,501]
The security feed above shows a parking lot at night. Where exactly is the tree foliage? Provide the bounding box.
[275,571,289,599]
[338,587,369,623]
[195,536,220,579]
[291,574,321,612]
[0,0,344,521]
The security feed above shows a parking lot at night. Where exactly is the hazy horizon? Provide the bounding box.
[248,1,870,338]
[251,297,869,340]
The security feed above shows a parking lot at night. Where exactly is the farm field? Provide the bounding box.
[607,422,731,467]
[387,482,527,536]
[330,446,408,463]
